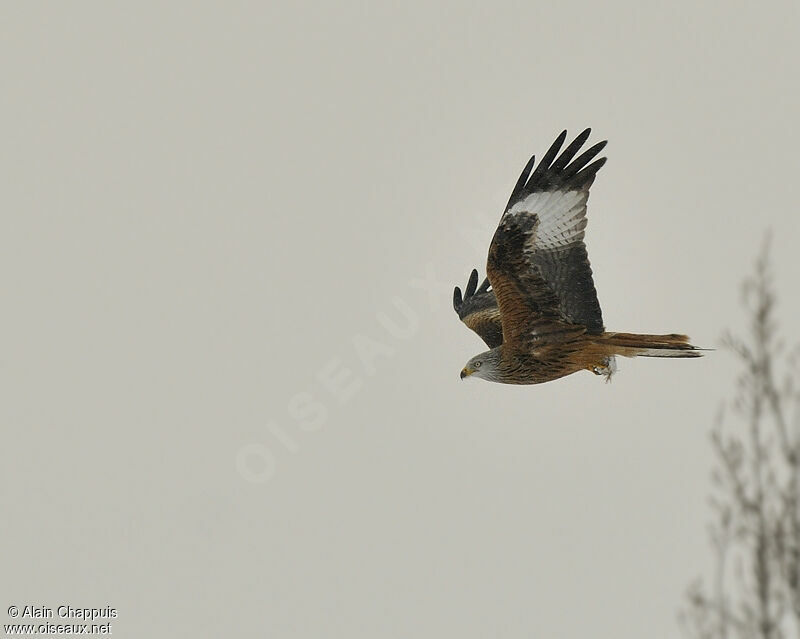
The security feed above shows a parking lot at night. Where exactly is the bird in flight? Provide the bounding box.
[453,129,703,384]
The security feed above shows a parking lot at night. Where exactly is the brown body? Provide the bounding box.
[494,330,700,385]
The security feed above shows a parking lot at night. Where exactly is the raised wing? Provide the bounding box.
[487,129,607,347]
[453,269,503,348]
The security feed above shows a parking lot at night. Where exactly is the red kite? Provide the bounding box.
[454,129,702,384]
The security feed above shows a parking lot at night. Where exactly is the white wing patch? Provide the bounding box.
[506,189,588,251]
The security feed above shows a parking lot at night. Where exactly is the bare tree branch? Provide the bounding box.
[680,239,800,639]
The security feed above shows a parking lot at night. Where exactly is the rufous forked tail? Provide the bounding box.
[598,332,705,358]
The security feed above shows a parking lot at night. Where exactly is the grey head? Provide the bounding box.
[460,347,503,382]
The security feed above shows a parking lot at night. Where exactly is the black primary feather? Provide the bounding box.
[452,269,503,348]
[506,129,608,210]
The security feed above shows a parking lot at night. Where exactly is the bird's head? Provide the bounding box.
[460,349,502,382]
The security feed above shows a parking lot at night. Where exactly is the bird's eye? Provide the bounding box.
[474,361,482,368]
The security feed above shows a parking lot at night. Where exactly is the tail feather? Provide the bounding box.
[600,332,706,358]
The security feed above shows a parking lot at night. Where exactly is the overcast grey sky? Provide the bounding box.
[2,2,799,637]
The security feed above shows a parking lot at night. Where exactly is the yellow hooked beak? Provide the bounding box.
[460,366,473,379]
